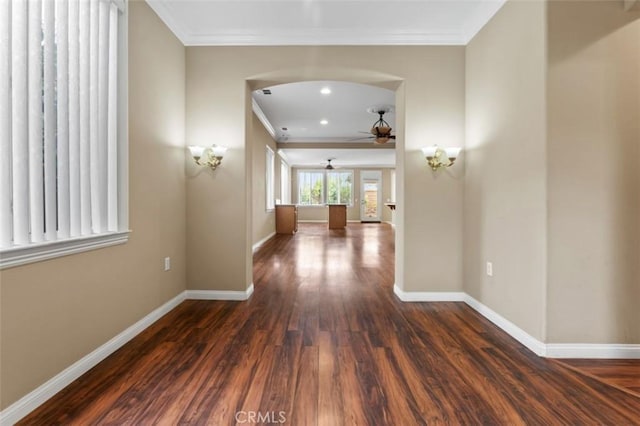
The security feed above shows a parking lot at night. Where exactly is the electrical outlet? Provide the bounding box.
[164,257,171,271]
[486,261,493,277]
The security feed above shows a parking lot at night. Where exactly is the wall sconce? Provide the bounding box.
[188,145,228,170]
[422,145,461,171]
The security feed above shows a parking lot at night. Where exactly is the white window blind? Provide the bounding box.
[297,170,325,206]
[327,170,353,205]
[1,0,128,269]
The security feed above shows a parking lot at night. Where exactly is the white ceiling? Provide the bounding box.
[280,148,396,168]
[146,0,506,46]
[253,81,395,143]
[145,0,505,167]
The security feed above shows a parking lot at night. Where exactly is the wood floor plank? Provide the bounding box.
[317,331,345,426]
[290,346,319,426]
[18,223,640,425]
[558,359,640,396]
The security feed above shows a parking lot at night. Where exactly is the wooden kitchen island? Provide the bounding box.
[328,204,347,229]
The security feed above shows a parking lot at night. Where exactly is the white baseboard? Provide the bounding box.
[3,284,637,425]
[393,288,638,359]
[252,232,275,253]
[0,284,257,425]
[393,284,465,302]
[462,294,546,356]
[0,292,187,426]
[546,344,640,359]
[185,283,254,301]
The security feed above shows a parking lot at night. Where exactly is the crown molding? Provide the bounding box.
[251,99,277,140]
[181,29,467,47]
[145,0,189,44]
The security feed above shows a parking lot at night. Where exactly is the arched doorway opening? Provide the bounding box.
[245,68,405,297]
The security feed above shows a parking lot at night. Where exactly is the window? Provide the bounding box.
[327,171,353,205]
[266,146,275,210]
[390,169,396,202]
[280,161,290,204]
[297,171,324,206]
[297,170,354,206]
[0,0,128,269]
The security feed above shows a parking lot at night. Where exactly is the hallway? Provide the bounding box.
[21,224,640,425]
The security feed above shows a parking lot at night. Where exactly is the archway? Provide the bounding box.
[245,67,406,296]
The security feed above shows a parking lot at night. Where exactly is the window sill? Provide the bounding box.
[0,231,131,270]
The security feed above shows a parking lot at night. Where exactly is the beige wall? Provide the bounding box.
[546,1,640,343]
[3,1,638,413]
[292,167,394,223]
[186,46,465,294]
[464,0,548,340]
[0,1,187,409]
[251,113,278,244]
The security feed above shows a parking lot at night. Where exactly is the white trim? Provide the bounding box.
[144,0,189,43]
[393,288,543,355]
[2,286,638,425]
[462,294,547,357]
[0,285,258,424]
[0,291,186,426]
[0,230,131,269]
[185,284,254,301]
[393,289,639,359]
[252,232,275,253]
[277,149,289,163]
[546,344,640,359]
[252,98,276,140]
[182,29,467,47]
[393,285,465,302]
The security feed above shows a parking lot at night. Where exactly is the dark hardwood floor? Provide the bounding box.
[20,223,640,425]
[557,359,640,397]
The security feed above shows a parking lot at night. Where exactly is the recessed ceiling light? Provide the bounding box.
[320,87,331,95]
[320,119,328,125]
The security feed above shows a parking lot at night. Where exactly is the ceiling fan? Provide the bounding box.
[325,158,335,170]
[353,107,396,144]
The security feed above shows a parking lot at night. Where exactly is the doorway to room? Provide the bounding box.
[360,170,382,223]
[247,72,404,295]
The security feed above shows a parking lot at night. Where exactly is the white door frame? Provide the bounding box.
[360,170,382,222]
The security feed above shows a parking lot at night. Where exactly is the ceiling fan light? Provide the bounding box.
[375,137,390,144]
[325,159,334,169]
[372,126,392,136]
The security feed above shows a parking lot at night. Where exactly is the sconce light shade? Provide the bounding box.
[189,144,227,170]
[188,145,205,160]
[445,147,461,160]
[421,146,438,158]
[211,145,228,157]
[422,145,461,171]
